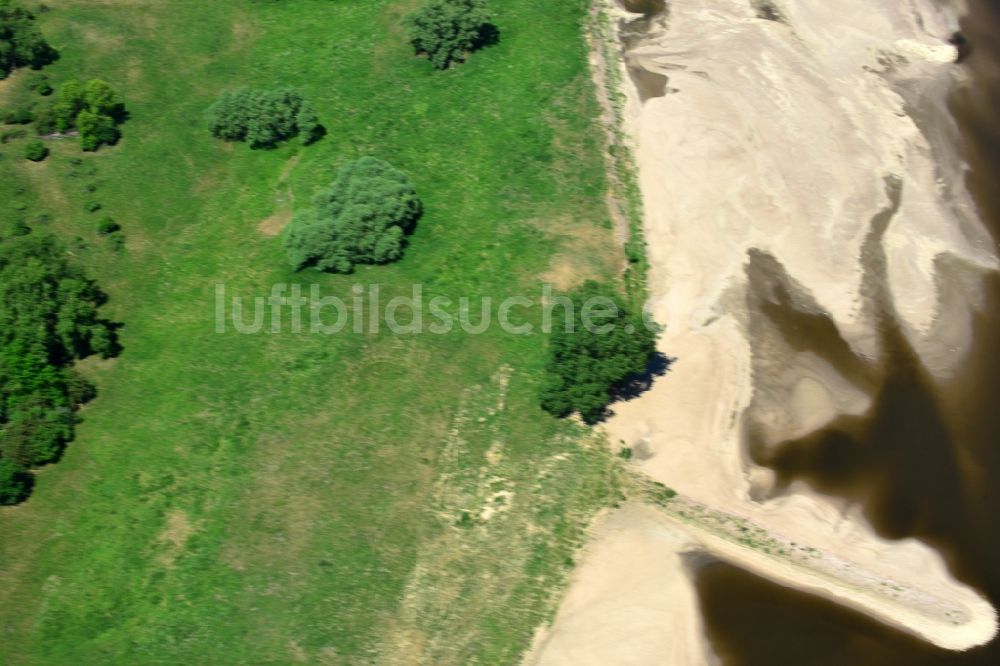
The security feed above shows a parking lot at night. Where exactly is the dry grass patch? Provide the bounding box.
[535,216,621,290]
[155,509,196,568]
[258,206,292,236]
[230,11,259,52]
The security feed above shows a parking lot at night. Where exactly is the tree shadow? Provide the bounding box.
[302,123,327,146]
[585,352,675,424]
[110,107,131,125]
[473,22,500,50]
[29,44,60,72]
[249,122,325,151]
[612,351,674,401]
[0,465,35,506]
[101,320,125,359]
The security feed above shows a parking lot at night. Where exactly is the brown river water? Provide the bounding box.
[690,2,1000,664]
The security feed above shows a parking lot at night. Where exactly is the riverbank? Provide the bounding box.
[526,494,996,665]
[527,0,998,662]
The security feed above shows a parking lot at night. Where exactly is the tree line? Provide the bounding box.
[0,230,120,505]
[0,0,57,79]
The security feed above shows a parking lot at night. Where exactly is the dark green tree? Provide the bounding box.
[206,89,251,142]
[207,88,322,149]
[0,0,57,79]
[540,281,658,423]
[407,0,497,70]
[76,108,120,151]
[84,78,125,120]
[0,231,119,502]
[51,78,125,149]
[284,157,421,273]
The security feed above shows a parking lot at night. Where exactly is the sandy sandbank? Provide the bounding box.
[528,0,999,662]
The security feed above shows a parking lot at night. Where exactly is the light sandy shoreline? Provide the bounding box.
[528,0,999,663]
[524,504,718,666]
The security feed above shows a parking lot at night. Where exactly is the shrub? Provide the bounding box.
[540,281,658,423]
[96,217,119,235]
[32,102,56,134]
[54,79,125,149]
[84,200,101,213]
[106,230,124,252]
[284,157,422,273]
[24,71,51,95]
[0,127,25,142]
[625,237,644,264]
[7,218,29,236]
[23,139,46,161]
[2,106,33,124]
[206,88,322,148]
[407,0,497,69]
[0,0,58,79]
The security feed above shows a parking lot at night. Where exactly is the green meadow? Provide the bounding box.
[0,0,627,662]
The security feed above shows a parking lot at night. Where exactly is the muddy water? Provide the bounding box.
[619,0,671,100]
[620,0,665,16]
[695,2,1000,664]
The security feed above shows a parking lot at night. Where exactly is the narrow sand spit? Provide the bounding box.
[529,0,999,662]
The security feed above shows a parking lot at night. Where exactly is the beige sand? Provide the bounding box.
[525,505,718,666]
[529,0,999,662]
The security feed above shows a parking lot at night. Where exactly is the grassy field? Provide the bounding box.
[0,0,628,663]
